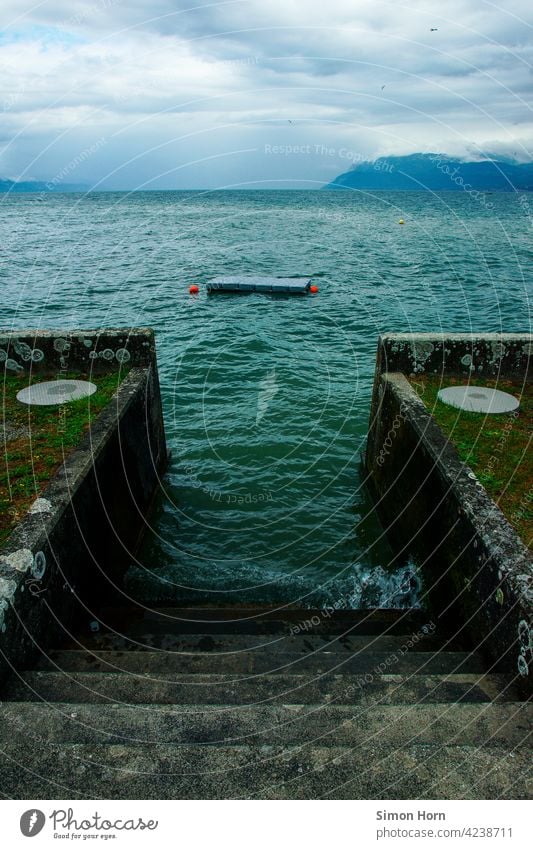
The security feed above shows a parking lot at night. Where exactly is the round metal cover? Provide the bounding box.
[437,385,520,414]
[16,379,97,406]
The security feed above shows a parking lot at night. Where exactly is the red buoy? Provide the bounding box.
[309,284,319,294]
[189,285,199,295]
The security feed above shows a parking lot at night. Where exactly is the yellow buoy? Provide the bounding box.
[399,219,405,225]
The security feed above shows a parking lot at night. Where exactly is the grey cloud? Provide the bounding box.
[0,0,531,187]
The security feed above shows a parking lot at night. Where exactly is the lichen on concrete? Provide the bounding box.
[0,327,157,376]
[0,577,17,633]
[0,329,168,687]
[378,332,531,377]
[0,549,34,573]
[366,333,532,691]
[29,498,53,514]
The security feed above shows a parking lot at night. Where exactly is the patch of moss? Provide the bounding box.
[1,371,128,546]
[410,374,532,551]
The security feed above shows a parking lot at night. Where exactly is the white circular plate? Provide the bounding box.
[16,379,97,406]
[437,385,520,414]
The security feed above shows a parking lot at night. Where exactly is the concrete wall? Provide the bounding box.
[0,329,167,685]
[373,332,531,380]
[365,334,532,690]
[0,327,158,375]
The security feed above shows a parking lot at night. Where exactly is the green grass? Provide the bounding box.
[1,371,128,546]
[410,374,532,551]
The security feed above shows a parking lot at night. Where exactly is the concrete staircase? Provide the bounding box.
[0,607,530,799]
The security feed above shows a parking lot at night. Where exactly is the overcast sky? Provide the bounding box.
[0,0,531,188]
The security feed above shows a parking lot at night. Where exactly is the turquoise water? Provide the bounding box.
[1,190,531,606]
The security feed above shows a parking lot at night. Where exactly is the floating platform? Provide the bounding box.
[207,276,312,294]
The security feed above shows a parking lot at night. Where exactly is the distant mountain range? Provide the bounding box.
[325,153,533,191]
[0,178,87,193]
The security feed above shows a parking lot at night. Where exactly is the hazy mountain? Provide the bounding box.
[325,153,533,191]
[0,179,87,193]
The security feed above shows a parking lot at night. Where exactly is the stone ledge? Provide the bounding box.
[366,334,532,692]
[0,327,157,375]
[375,332,531,378]
[0,330,167,685]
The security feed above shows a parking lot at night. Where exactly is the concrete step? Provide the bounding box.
[0,741,530,799]
[62,630,445,655]
[2,671,518,705]
[89,606,432,637]
[0,701,529,749]
[38,649,487,676]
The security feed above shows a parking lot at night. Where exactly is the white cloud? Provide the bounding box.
[0,0,531,187]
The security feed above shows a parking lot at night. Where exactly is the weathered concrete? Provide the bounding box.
[0,700,530,748]
[73,605,431,635]
[1,668,515,705]
[0,738,530,800]
[0,329,168,686]
[55,630,444,653]
[365,334,532,691]
[34,647,486,675]
[0,327,158,375]
[0,603,527,799]
[373,332,531,379]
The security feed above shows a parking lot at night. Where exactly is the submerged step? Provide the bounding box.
[86,607,433,638]
[1,741,530,800]
[2,671,517,705]
[206,276,312,294]
[38,649,487,676]
[63,630,445,655]
[0,701,529,749]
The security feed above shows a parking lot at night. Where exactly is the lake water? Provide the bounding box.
[1,190,531,607]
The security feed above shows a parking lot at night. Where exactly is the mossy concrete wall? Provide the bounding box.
[0,327,158,375]
[366,334,532,690]
[0,329,167,686]
[373,332,531,380]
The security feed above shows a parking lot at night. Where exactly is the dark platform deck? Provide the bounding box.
[207,275,312,294]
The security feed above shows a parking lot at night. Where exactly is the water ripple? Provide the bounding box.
[1,190,530,606]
